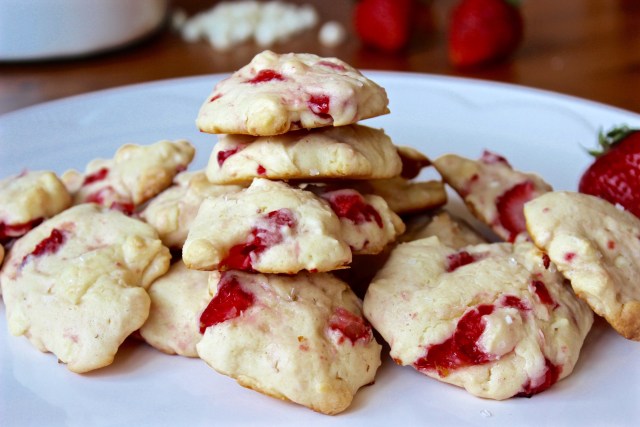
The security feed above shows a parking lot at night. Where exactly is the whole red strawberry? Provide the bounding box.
[579,126,640,218]
[353,0,413,52]
[448,0,523,68]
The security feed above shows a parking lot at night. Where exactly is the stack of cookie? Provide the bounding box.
[175,50,442,414]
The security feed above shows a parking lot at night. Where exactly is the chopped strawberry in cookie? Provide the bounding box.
[196,51,389,136]
[310,186,405,255]
[0,204,170,373]
[182,179,351,274]
[62,139,195,214]
[496,180,536,242]
[196,270,381,415]
[434,151,552,242]
[364,238,593,399]
[328,306,374,345]
[205,125,402,185]
[200,272,255,332]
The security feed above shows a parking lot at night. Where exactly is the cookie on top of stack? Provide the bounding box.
[179,50,443,415]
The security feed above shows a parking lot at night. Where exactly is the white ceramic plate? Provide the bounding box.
[1,73,640,426]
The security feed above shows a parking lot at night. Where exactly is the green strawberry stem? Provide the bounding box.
[587,125,636,157]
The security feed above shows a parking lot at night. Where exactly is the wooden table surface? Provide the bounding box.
[1,0,639,116]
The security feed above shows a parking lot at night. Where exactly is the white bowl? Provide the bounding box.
[0,0,169,61]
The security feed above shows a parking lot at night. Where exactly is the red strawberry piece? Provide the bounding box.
[353,0,413,52]
[414,304,496,376]
[480,150,510,166]
[21,228,67,267]
[220,209,296,272]
[0,218,43,242]
[324,190,383,227]
[516,358,561,397]
[328,307,373,345]
[446,250,477,272]
[199,272,255,333]
[448,0,523,68]
[247,69,284,84]
[578,126,640,218]
[495,180,535,242]
[82,167,109,186]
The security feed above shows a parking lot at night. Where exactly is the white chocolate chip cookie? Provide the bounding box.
[140,171,245,249]
[139,261,211,357]
[196,50,389,136]
[206,125,402,184]
[525,191,640,341]
[197,270,381,415]
[0,204,171,373]
[363,237,593,400]
[0,171,72,242]
[63,139,195,214]
[182,178,351,273]
[434,151,551,242]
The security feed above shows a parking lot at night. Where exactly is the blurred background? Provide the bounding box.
[0,0,639,115]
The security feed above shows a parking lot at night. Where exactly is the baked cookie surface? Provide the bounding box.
[0,171,72,242]
[434,151,551,242]
[352,177,447,215]
[182,178,351,273]
[525,191,640,341]
[197,270,381,415]
[206,125,402,184]
[401,211,486,248]
[141,171,244,249]
[0,204,170,373]
[196,50,389,136]
[139,261,211,357]
[63,139,195,214]
[363,237,593,399]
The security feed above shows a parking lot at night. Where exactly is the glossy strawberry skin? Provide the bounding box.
[579,129,640,218]
[448,0,523,68]
[353,0,413,52]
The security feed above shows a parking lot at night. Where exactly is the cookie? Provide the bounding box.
[182,178,351,273]
[139,261,211,357]
[363,237,593,399]
[0,171,72,242]
[62,139,195,214]
[197,270,381,415]
[140,171,245,249]
[434,150,551,242]
[205,125,402,184]
[524,191,640,341]
[401,211,486,248]
[0,204,171,373]
[196,50,389,136]
[396,145,432,179]
[352,177,447,215]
